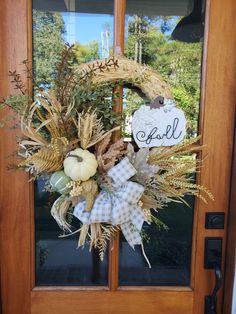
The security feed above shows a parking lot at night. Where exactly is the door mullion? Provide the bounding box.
[108,0,126,291]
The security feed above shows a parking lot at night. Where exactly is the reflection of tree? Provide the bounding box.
[126,16,161,64]
[33,11,65,86]
[33,11,100,85]
[33,11,118,131]
[73,41,100,65]
[125,15,202,137]
[33,11,201,137]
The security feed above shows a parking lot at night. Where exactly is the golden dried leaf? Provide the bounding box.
[95,138,127,173]
[19,137,70,174]
[80,179,98,212]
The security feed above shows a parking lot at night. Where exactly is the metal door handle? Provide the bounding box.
[205,263,222,314]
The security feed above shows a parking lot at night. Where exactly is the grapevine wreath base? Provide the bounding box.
[1,46,213,266]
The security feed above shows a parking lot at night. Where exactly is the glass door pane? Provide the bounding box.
[119,191,195,286]
[124,0,204,139]
[33,0,114,286]
[119,156,197,286]
[119,0,205,286]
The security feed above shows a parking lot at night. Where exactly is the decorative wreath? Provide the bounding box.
[1,46,213,266]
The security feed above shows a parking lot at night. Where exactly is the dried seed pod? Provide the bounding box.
[81,179,98,212]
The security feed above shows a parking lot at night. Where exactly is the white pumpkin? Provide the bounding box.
[64,148,98,181]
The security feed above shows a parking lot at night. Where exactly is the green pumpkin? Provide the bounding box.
[50,171,72,195]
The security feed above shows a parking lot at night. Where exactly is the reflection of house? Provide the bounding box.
[33,0,191,16]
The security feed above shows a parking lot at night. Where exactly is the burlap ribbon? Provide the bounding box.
[73,157,145,248]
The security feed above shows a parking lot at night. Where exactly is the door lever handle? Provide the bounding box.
[205,262,222,314]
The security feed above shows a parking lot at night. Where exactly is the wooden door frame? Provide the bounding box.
[1,0,236,313]
[0,1,32,314]
[224,119,236,313]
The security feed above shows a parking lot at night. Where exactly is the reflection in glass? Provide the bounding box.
[33,0,114,86]
[124,0,205,138]
[33,0,114,286]
[119,194,195,286]
[35,178,108,286]
[121,0,204,285]
[119,152,197,286]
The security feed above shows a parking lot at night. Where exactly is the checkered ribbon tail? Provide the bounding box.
[73,157,145,248]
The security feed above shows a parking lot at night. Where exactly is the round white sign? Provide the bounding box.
[132,104,186,148]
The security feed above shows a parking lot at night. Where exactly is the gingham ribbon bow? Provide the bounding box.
[73,157,145,248]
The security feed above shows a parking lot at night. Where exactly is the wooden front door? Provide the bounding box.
[0,0,236,313]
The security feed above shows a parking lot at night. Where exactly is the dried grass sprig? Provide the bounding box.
[19,89,76,173]
[169,179,214,202]
[76,110,104,149]
[149,136,201,164]
[21,118,49,147]
[34,91,75,139]
[77,223,120,261]
[145,136,214,205]
[78,57,119,83]
[89,223,103,251]
[19,137,70,174]
[95,133,127,172]
[55,44,78,106]
[74,109,120,149]
[97,224,120,261]
[51,195,73,232]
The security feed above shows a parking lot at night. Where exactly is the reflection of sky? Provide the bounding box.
[62,12,180,44]
[124,15,179,40]
[62,12,114,46]
[61,12,179,57]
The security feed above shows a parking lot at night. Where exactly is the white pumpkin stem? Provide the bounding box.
[68,154,83,162]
